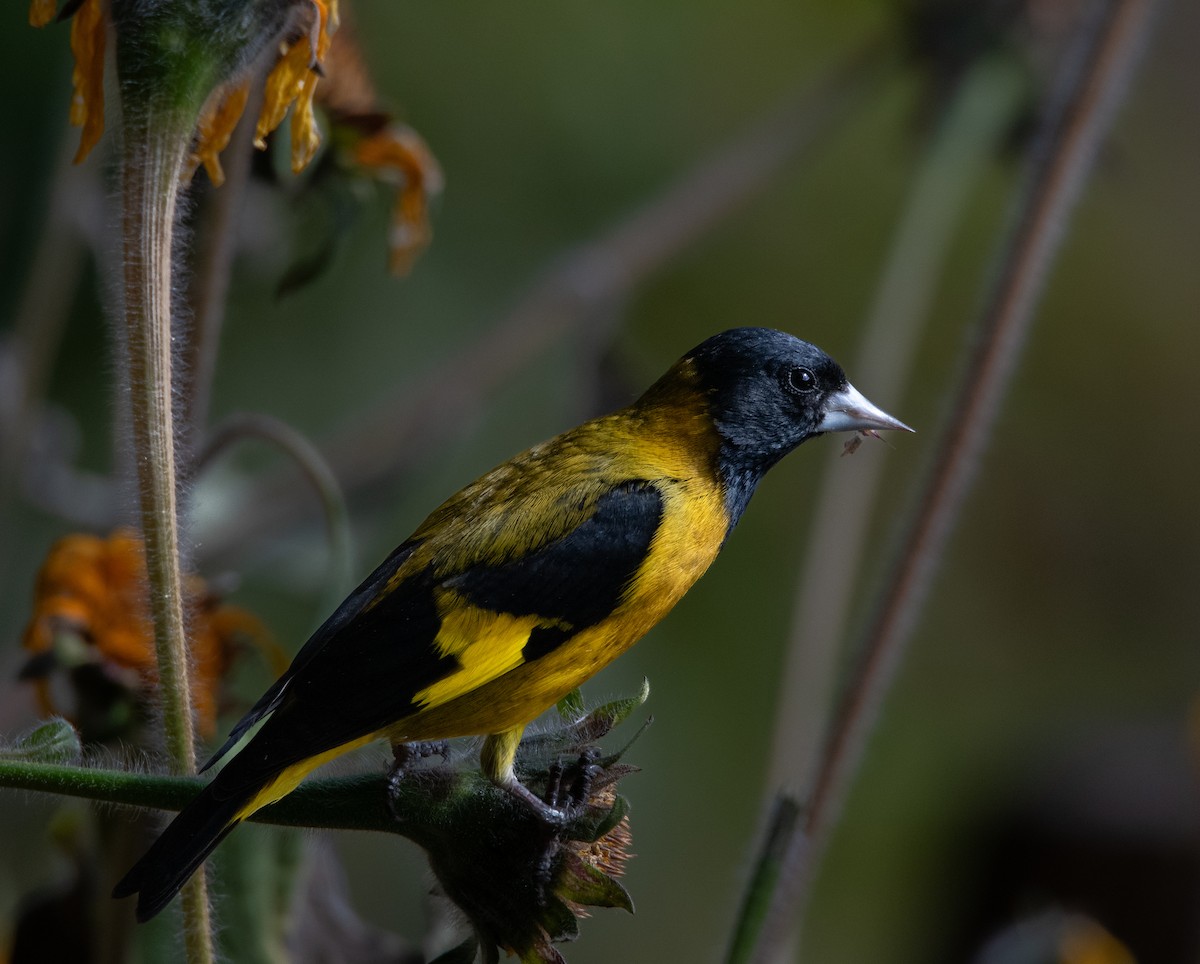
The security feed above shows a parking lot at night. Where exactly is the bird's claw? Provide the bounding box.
[545,746,602,811]
[386,740,450,819]
[519,746,603,828]
[502,777,569,827]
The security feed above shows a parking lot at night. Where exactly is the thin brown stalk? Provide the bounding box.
[764,57,1026,796]
[751,0,1161,960]
[121,119,197,773]
[199,412,355,600]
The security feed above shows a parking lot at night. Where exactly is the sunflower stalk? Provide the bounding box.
[106,1,319,960]
[116,75,216,964]
[117,96,198,786]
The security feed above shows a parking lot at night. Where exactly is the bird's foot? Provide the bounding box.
[544,745,602,813]
[503,778,569,827]
[391,739,451,772]
[526,748,603,894]
[508,745,603,829]
[387,740,450,819]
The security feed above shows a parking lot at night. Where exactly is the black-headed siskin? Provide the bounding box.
[114,326,911,921]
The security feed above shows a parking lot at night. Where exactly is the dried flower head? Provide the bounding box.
[387,688,649,964]
[32,0,439,275]
[20,530,280,741]
[30,0,340,172]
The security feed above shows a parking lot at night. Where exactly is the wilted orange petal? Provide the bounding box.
[68,0,106,163]
[256,37,312,149]
[190,80,251,186]
[178,579,279,738]
[389,189,430,276]
[21,530,270,740]
[189,590,277,738]
[189,624,225,738]
[28,0,57,28]
[255,0,335,172]
[288,0,334,173]
[22,531,154,685]
[354,126,443,275]
[23,535,103,655]
[289,73,323,173]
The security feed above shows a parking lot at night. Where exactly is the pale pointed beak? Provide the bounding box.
[815,382,914,434]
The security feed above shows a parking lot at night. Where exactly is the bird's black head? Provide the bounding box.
[687,328,848,469]
[665,327,911,524]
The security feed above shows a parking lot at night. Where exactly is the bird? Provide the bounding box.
[113,326,911,921]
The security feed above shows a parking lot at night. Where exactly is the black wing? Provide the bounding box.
[205,480,663,794]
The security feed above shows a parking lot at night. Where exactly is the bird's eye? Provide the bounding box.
[785,366,817,394]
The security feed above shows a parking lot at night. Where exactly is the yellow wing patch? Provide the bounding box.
[412,590,558,711]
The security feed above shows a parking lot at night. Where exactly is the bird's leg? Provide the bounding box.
[481,725,571,825]
[543,759,566,811]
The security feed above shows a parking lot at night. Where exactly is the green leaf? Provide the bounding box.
[592,793,630,842]
[0,718,82,765]
[555,853,634,913]
[555,688,585,720]
[519,944,566,964]
[570,678,650,742]
[724,794,803,964]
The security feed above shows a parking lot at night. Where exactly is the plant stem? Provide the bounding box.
[0,759,395,833]
[106,3,320,959]
[121,109,198,779]
[763,55,1026,799]
[199,412,355,600]
[724,795,803,964]
[119,103,214,964]
[750,0,1161,960]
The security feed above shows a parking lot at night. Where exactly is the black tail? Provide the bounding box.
[112,780,256,922]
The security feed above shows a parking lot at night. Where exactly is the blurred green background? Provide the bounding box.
[2,0,1198,961]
